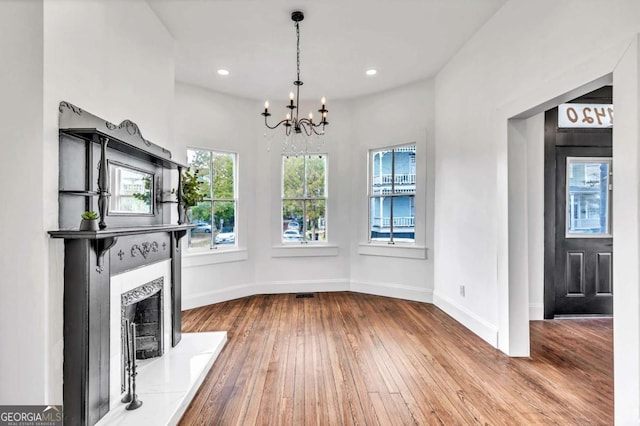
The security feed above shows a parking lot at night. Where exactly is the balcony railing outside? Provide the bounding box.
[372,173,416,186]
[372,216,415,228]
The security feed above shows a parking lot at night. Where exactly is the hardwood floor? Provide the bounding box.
[179,292,613,425]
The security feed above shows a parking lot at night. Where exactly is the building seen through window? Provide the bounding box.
[370,144,416,243]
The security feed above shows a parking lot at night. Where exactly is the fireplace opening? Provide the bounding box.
[121,277,164,391]
[124,292,162,359]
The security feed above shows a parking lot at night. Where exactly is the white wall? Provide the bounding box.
[177,82,354,307]
[174,83,257,307]
[0,0,45,405]
[612,34,640,425]
[434,0,640,421]
[42,0,175,403]
[526,113,544,320]
[350,79,435,302]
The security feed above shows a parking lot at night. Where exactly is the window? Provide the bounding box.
[369,144,416,243]
[187,148,237,249]
[566,157,612,237]
[282,155,327,243]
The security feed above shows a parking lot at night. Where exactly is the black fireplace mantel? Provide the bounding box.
[49,103,194,426]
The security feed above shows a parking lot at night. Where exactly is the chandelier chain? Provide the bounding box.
[296,22,301,83]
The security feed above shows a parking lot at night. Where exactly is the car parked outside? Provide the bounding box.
[282,229,302,241]
[192,222,212,233]
[215,227,235,244]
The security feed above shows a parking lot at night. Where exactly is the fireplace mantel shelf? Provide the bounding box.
[48,223,195,240]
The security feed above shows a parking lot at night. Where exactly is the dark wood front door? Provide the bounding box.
[544,86,613,318]
[554,147,612,315]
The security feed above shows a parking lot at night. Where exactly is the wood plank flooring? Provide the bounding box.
[179,292,613,425]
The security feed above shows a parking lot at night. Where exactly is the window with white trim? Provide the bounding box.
[282,155,327,243]
[187,148,237,249]
[369,144,416,243]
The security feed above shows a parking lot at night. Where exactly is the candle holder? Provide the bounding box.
[121,319,132,403]
[125,322,143,410]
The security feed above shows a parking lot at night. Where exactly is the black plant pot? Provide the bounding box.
[79,218,99,231]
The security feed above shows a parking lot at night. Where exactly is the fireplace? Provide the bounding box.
[109,259,173,409]
[121,279,164,361]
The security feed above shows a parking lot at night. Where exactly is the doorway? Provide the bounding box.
[544,86,613,318]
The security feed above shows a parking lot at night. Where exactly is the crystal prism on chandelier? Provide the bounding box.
[261,10,329,155]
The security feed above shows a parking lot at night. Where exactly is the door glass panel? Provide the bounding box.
[566,157,611,236]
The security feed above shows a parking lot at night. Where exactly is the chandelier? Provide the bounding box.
[262,11,329,154]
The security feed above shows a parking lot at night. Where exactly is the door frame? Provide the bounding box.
[543,93,613,319]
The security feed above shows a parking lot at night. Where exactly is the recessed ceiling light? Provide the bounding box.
[365,69,377,76]
[217,69,230,76]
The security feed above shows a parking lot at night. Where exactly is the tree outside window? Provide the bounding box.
[187,148,237,249]
[369,144,416,243]
[282,155,327,243]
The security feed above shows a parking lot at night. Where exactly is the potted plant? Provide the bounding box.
[79,211,100,231]
[177,167,205,224]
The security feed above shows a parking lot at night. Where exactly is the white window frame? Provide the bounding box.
[281,154,328,245]
[368,143,416,245]
[186,147,238,251]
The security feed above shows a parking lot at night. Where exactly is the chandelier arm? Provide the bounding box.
[264,117,292,130]
[297,119,313,137]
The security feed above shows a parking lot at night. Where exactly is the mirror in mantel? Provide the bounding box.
[109,162,154,215]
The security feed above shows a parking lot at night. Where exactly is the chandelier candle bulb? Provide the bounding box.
[264,101,269,112]
[308,112,313,122]
[321,97,326,109]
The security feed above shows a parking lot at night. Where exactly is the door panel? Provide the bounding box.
[554,147,612,315]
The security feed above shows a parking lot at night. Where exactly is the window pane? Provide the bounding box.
[370,197,390,242]
[282,200,303,242]
[189,201,212,248]
[392,145,416,195]
[305,199,326,241]
[370,149,390,195]
[187,149,212,199]
[392,196,415,242]
[214,201,235,245]
[283,156,304,198]
[305,155,326,197]
[212,152,234,199]
[566,159,610,235]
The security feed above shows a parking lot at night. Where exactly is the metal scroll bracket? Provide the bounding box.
[94,237,117,272]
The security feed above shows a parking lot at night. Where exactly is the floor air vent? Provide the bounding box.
[295,293,315,299]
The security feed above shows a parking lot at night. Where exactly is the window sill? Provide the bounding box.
[183,247,249,267]
[271,244,339,258]
[357,243,427,259]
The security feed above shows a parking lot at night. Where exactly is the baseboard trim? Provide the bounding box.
[255,278,350,294]
[433,291,498,347]
[182,283,256,310]
[529,303,544,320]
[350,280,433,303]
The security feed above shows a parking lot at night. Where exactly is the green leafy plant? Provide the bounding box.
[178,167,205,209]
[81,211,99,220]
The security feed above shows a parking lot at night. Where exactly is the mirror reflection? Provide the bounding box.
[109,163,153,214]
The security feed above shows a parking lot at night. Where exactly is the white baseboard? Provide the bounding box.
[182,279,350,310]
[433,291,498,347]
[350,280,433,303]
[182,283,256,310]
[529,303,544,320]
[256,278,350,294]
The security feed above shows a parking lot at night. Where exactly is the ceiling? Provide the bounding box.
[148,0,506,102]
